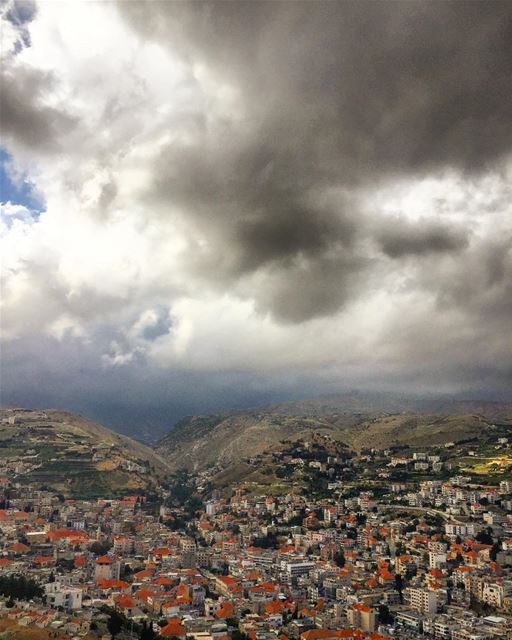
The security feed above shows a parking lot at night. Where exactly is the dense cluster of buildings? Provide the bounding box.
[0,434,512,639]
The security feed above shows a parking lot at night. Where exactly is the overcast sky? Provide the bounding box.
[1,0,511,437]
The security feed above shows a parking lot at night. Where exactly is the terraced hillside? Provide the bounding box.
[0,408,169,498]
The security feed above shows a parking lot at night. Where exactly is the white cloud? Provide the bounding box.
[1,0,511,414]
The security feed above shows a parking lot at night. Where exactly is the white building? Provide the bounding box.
[45,582,83,610]
[406,586,439,614]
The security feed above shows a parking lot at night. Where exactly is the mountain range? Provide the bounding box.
[2,392,511,496]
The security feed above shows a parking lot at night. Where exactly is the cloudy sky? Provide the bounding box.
[1,0,511,437]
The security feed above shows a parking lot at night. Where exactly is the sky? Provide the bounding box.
[1,0,511,438]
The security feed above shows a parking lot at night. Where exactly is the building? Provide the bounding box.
[285,561,316,583]
[45,582,83,610]
[406,587,438,614]
[346,603,377,632]
[95,555,121,583]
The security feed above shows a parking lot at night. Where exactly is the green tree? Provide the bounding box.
[0,575,43,600]
[56,558,75,572]
[395,573,404,604]
[252,532,279,549]
[89,540,112,555]
[476,529,493,545]
[139,620,157,640]
[107,610,123,639]
[378,604,392,624]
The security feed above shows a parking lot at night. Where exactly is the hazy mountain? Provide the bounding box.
[264,391,512,421]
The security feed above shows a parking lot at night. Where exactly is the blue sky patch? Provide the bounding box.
[0,147,44,214]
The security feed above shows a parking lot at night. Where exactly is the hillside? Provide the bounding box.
[0,408,169,498]
[336,413,490,450]
[156,408,504,472]
[156,412,356,471]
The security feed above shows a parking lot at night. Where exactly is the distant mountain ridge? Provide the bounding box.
[263,391,512,420]
[3,391,511,490]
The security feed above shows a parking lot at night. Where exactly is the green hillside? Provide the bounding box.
[0,408,169,498]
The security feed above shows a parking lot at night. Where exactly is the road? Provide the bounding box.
[379,504,458,522]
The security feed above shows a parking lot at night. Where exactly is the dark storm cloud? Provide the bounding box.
[152,132,358,269]
[2,0,511,438]
[119,0,512,174]
[254,252,369,324]
[3,330,510,441]
[116,0,512,322]
[377,220,470,258]
[148,128,367,322]
[0,1,76,152]
[0,65,77,152]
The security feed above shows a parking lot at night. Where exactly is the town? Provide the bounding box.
[1,427,512,640]
[2,0,511,637]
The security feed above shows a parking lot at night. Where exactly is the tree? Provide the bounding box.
[0,575,43,600]
[226,617,239,628]
[139,620,157,640]
[395,574,404,604]
[56,558,74,572]
[490,541,501,562]
[378,604,392,625]
[334,551,345,568]
[107,610,123,639]
[89,540,112,555]
[120,563,135,579]
[476,529,493,545]
[252,531,279,549]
